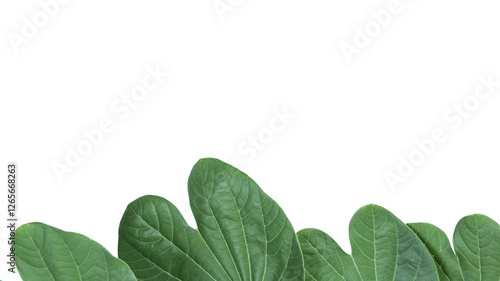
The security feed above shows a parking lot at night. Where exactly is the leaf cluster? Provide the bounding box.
[15,159,500,280]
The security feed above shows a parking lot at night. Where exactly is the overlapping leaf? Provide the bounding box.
[411,214,500,280]
[118,158,304,281]
[16,223,137,281]
[15,157,500,281]
[298,205,439,281]
[408,223,463,281]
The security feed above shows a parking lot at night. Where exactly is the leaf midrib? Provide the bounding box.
[215,160,253,281]
[24,227,56,281]
[300,234,348,281]
[53,230,84,281]
[126,207,217,281]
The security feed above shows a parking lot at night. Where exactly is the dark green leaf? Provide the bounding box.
[119,158,303,281]
[298,205,439,281]
[16,223,137,281]
[453,214,500,280]
[408,223,464,281]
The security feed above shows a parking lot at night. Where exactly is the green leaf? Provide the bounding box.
[16,222,137,281]
[453,214,500,280]
[118,158,304,281]
[298,228,361,281]
[408,223,464,281]
[298,205,439,281]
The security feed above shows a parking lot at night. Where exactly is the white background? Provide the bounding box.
[1,0,500,280]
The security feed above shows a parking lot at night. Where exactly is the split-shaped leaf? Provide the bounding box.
[410,214,500,281]
[118,158,304,281]
[297,205,439,281]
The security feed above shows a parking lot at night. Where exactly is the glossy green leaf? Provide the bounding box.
[408,223,464,281]
[453,214,500,280]
[298,205,439,281]
[118,158,304,281]
[16,222,137,281]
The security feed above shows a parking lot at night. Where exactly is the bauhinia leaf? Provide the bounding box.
[16,222,137,281]
[297,205,440,281]
[411,214,500,281]
[408,223,464,281]
[118,158,304,281]
[297,228,361,281]
[453,214,500,280]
